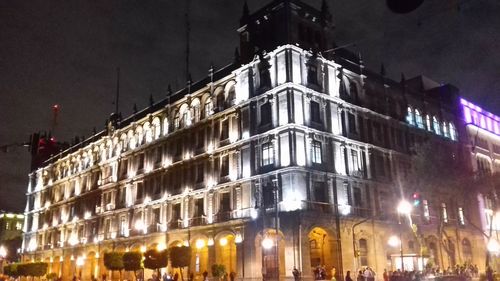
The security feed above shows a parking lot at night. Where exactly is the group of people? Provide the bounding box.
[292,263,481,281]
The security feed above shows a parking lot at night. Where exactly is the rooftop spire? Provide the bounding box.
[240,1,250,25]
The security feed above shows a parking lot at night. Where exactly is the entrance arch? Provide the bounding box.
[308,227,337,280]
[255,229,285,280]
[215,232,237,274]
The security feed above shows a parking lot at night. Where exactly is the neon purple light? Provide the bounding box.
[461,97,500,136]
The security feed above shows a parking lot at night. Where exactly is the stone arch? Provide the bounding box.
[255,228,286,280]
[82,251,97,281]
[215,230,238,274]
[307,226,338,280]
[190,234,210,276]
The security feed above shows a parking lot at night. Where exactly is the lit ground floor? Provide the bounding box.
[22,211,487,281]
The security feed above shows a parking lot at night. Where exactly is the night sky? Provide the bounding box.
[0,0,499,212]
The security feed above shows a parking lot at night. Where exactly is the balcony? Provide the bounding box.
[190,216,207,227]
[214,210,232,222]
[168,219,182,230]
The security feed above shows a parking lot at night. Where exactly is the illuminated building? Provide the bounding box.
[22,0,489,280]
[460,98,500,269]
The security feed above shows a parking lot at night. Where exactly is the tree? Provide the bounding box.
[104,252,125,281]
[170,246,191,281]
[143,249,168,280]
[3,263,19,277]
[123,252,143,281]
[30,262,48,279]
[211,264,226,281]
[16,263,28,277]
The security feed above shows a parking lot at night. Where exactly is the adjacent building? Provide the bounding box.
[21,0,492,280]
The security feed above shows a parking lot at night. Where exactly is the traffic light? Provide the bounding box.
[412,192,421,207]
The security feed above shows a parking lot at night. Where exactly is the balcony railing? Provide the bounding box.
[214,210,232,222]
[168,219,182,230]
[190,216,207,227]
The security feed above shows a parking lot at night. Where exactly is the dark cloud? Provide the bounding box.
[0,0,499,212]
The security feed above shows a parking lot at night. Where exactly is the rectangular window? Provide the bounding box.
[137,153,145,171]
[350,149,359,173]
[120,216,127,237]
[312,141,322,164]
[196,130,204,149]
[423,200,430,223]
[348,113,357,133]
[196,163,204,184]
[313,182,328,203]
[260,102,272,126]
[262,143,274,166]
[458,207,465,226]
[307,65,318,85]
[155,146,163,164]
[220,192,231,211]
[310,101,321,123]
[441,203,448,223]
[220,156,229,177]
[220,119,229,140]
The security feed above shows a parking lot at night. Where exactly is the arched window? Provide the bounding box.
[433,116,441,135]
[406,107,415,125]
[182,110,189,127]
[163,116,169,136]
[174,112,180,129]
[192,100,201,123]
[415,109,424,129]
[128,130,136,149]
[216,93,225,112]
[152,117,161,140]
[358,238,368,266]
[226,86,236,106]
[204,99,213,118]
[426,115,432,132]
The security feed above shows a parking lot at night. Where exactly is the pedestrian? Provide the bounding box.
[357,271,364,281]
[487,266,493,281]
[383,269,389,281]
[331,267,337,281]
[345,271,353,281]
[293,267,301,281]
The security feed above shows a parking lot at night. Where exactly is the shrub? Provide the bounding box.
[211,264,226,280]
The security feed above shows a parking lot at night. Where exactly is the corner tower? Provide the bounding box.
[238,0,334,63]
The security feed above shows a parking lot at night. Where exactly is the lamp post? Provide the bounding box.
[396,200,412,271]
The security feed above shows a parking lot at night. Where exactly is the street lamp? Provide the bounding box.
[396,200,412,271]
[487,239,500,254]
